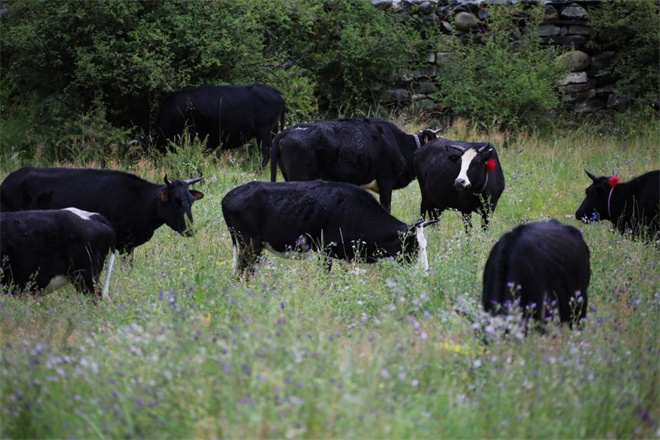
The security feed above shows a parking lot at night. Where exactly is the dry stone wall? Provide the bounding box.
[372,0,624,116]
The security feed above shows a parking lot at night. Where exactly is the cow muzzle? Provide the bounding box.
[454,178,470,190]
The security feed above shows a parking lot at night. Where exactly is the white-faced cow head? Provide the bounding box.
[447,143,496,192]
[157,176,205,236]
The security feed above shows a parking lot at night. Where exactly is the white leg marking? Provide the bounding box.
[416,226,430,272]
[456,149,478,188]
[63,207,96,221]
[102,252,116,301]
[45,275,69,293]
[231,244,239,276]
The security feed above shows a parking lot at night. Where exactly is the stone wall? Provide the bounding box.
[371,0,624,116]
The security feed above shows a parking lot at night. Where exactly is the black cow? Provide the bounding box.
[152,84,285,167]
[1,208,116,299]
[221,181,436,277]
[482,219,590,326]
[270,118,438,212]
[414,138,505,229]
[576,169,659,239]
[0,167,204,254]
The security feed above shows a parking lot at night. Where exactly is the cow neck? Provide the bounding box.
[473,172,489,195]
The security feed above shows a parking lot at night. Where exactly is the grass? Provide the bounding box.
[0,116,658,438]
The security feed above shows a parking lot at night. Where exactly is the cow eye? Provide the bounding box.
[449,154,460,162]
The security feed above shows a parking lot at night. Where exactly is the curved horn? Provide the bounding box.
[447,144,466,153]
[431,128,442,135]
[584,169,598,182]
[477,143,492,154]
[164,175,171,186]
[184,177,204,186]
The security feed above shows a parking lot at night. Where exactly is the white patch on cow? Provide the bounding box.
[63,207,96,221]
[360,179,380,194]
[45,275,69,293]
[231,245,239,276]
[456,148,478,188]
[101,252,116,301]
[416,226,430,272]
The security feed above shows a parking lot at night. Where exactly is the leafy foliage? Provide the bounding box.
[435,5,566,130]
[589,0,660,105]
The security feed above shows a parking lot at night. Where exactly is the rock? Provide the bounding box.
[567,25,593,37]
[439,21,453,35]
[560,3,588,20]
[413,98,437,113]
[544,5,558,20]
[555,50,590,72]
[607,94,629,109]
[537,24,562,37]
[427,52,436,63]
[559,83,590,94]
[371,0,393,10]
[575,99,605,113]
[418,1,435,14]
[556,72,588,86]
[436,6,452,20]
[400,71,414,82]
[382,89,409,103]
[588,51,616,74]
[414,80,438,95]
[547,35,587,50]
[477,8,489,20]
[454,12,478,32]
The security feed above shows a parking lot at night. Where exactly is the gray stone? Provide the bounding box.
[537,24,562,37]
[414,80,438,95]
[567,25,593,36]
[382,89,409,103]
[427,52,436,63]
[400,71,414,82]
[560,3,587,20]
[575,99,605,113]
[589,51,616,74]
[413,98,437,113]
[439,20,452,35]
[454,12,478,31]
[559,83,590,94]
[607,94,629,109]
[555,50,590,72]
[544,5,558,20]
[371,0,393,10]
[556,72,588,86]
[419,1,434,13]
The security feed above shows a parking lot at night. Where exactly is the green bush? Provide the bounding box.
[0,0,424,160]
[434,4,566,130]
[589,0,660,106]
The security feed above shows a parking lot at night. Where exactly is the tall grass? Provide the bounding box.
[1,116,658,438]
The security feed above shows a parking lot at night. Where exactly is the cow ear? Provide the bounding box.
[478,144,494,160]
[158,188,169,202]
[190,190,204,201]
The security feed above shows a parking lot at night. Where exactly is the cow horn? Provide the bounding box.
[477,144,492,154]
[184,177,204,186]
[431,128,442,135]
[164,175,171,186]
[584,169,598,182]
[448,144,466,153]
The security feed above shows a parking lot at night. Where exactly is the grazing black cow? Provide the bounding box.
[482,220,590,326]
[576,169,660,239]
[0,167,204,254]
[414,138,505,229]
[270,118,438,212]
[221,181,436,277]
[1,208,116,299]
[152,84,285,167]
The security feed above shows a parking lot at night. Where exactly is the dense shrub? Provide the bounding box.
[0,0,422,159]
[434,4,566,130]
[589,0,660,106]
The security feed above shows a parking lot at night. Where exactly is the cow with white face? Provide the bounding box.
[414,138,506,229]
[221,181,437,277]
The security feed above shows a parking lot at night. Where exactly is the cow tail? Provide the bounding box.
[270,133,280,182]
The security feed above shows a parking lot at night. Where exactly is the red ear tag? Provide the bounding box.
[608,176,619,188]
[485,159,496,173]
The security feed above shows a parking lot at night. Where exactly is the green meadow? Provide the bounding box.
[1,117,658,438]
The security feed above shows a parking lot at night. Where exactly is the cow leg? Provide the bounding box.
[377,181,394,213]
[236,237,264,278]
[257,129,271,170]
[478,207,491,231]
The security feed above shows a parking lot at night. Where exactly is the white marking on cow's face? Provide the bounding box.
[455,149,478,189]
[231,245,239,276]
[63,207,95,221]
[360,179,380,194]
[416,227,429,272]
[45,275,68,293]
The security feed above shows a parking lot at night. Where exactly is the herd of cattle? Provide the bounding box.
[1,84,659,328]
